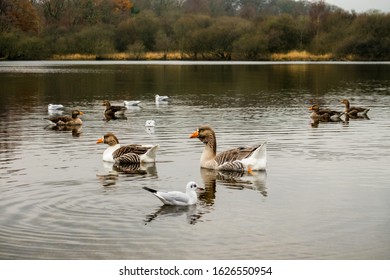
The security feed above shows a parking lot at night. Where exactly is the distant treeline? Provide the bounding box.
[1,0,390,60]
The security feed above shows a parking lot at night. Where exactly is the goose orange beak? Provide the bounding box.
[189,130,199,138]
[96,137,104,144]
[79,111,84,115]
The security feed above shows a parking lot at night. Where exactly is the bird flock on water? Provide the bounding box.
[45,96,370,206]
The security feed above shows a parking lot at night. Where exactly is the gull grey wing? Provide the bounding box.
[159,191,190,205]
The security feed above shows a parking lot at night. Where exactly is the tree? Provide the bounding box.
[0,0,41,33]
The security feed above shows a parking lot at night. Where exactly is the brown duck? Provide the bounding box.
[309,104,343,121]
[102,100,127,119]
[46,110,84,126]
[340,99,370,117]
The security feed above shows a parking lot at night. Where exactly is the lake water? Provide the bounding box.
[0,61,389,260]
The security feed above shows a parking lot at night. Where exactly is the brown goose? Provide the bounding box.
[309,104,343,121]
[46,110,84,126]
[102,100,127,119]
[96,132,159,164]
[189,125,266,171]
[340,99,370,117]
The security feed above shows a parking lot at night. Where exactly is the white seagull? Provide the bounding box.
[143,181,203,206]
[145,120,155,127]
[48,104,64,111]
[124,100,141,107]
[155,94,169,103]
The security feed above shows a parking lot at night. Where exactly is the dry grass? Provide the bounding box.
[52,50,336,61]
[270,50,333,61]
[51,53,97,60]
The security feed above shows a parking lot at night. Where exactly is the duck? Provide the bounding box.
[340,99,370,117]
[96,132,159,164]
[189,125,267,172]
[143,181,204,206]
[155,94,169,103]
[102,100,127,119]
[124,100,141,107]
[45,110,84,126]
[309,104,343,121]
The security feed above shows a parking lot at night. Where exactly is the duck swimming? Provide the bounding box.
[46,110,84,126]
[96,132,159,164]
[340,99,370,117]
[309,104,343,121]
[102,100,127,119]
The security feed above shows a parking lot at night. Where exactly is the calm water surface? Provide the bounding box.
[0,61,389,259]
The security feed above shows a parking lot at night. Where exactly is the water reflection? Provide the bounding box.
[310,113,369,128]
[45,124,83,137]
[97,162,158,187]
[144,169,268,225]
[144,205,201,225]
[200,168,268,202]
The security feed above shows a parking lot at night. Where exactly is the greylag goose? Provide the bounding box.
[309,104,343,121]
[189,125,267,171]
[143,181,203,206]
[96,132,159,164]
[102,100,127,119]
[340,99,370,117]
[46,110,84,126]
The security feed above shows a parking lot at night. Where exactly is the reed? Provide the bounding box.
[270,50,333,61]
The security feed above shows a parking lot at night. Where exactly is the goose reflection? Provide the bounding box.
[144,205,201,225]
[97,162,158,187]
[103,114,127,122]
[45,124,82,137]
[200,168,268,201]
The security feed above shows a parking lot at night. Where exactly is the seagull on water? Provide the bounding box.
[143,181,204,206]
[155,94,169,103]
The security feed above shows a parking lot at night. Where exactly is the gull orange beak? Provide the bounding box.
[96,137,104,144]
[189,130,199,138]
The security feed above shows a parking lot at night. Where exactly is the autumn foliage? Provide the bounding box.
[0,0,389,60]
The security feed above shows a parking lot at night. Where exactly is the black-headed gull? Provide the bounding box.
[48,104,64,111]
[155,94,169,103]
[143,181,203,206]
[124,100,141,106]
[145,120,155,127]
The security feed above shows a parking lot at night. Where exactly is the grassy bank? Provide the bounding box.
[51,50,343,61]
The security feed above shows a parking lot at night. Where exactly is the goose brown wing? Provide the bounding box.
[215,145,259,165]
[112,144,150,159]
[110,105,126,113]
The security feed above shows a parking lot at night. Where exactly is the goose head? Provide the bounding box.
[71,110,84,118]
[96,132,119,146]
